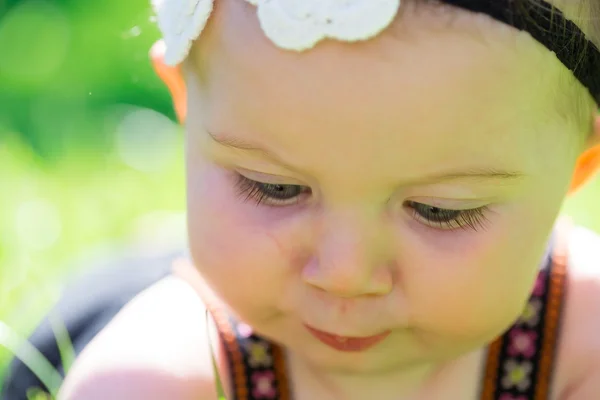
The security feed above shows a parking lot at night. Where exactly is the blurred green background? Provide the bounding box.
[0,0,599,393]
[0,0,187,385]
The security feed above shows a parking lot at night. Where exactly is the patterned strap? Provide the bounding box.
[209,309,291,400]
[480,219,570,400]
[172,259,291,400]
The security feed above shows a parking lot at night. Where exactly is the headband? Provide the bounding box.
[152,0,600,103]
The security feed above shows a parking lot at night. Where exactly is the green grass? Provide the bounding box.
[0,135,599,398]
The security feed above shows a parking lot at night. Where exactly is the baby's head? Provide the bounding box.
[152,0,600,373]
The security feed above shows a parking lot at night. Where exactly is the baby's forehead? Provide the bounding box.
[157,0,598,117]
[189,0,539,62]
[187,0,558,117]
[183,3,572,176]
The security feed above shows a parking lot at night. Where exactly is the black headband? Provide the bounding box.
[442,0,600,104]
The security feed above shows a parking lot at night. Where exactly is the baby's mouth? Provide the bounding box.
[304,324,391,352]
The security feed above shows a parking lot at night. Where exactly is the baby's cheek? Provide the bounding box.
[404,222,545,342]
[187,173,300,320]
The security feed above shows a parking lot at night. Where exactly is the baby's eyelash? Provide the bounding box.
[235,174,269,205]
[234,174,309,206]
[233,175,490,232]
[406,201,490,232]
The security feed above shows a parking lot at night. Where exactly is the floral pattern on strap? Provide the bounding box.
[243,339,274,368]
[483,242,567,400]
[517,298,543,327]
[488,270,547,398]
[223,318,289,400]
[251,371,277,399]
[506,329,538,358]
[501,360,533,391]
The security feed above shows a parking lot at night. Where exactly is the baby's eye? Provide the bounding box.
[405,201,489,231]
[235,174,311,206]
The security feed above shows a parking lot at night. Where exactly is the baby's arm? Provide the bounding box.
[58,276,220,400]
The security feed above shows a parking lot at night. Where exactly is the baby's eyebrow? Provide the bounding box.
[206,130,292,167]
[207,131,268,153]
[418,169,526,184]
[206,131,525,184]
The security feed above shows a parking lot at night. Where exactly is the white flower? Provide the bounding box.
[153,0,402,65]
[151,0,214,66]
[253,0,401,51]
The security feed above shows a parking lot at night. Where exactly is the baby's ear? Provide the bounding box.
[150,40,187,123]
[569,114,600,194]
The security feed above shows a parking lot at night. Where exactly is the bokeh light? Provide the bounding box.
[0,1,70,87]
[115,106,180,173]
[15,199,62,252]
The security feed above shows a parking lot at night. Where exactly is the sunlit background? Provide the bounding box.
[0,0,599,393]
[0,0,186,382]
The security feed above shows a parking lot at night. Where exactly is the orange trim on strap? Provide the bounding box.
[480,338,504,400]
[172,259,249,400]
[209,303,250,400]
[534,218,570,400]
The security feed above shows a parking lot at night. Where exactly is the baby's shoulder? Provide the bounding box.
[59,275,219,400]
[553,225,600,398]
[568,224,600,277]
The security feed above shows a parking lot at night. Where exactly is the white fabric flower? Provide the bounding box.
[152,0,402,65]
[151,0,214,66]
[253,0,401,51]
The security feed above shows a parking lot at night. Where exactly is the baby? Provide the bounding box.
[59,0,600,399]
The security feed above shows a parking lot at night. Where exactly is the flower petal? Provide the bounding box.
[254,0,401,51]
[152,0,214,65]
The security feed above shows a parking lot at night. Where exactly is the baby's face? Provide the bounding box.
[184,0,588,372]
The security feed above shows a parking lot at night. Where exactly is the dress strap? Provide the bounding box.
[172,258,291,400]
[480,218,570,400]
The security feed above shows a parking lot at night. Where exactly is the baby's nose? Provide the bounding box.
[302,211,394,298]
